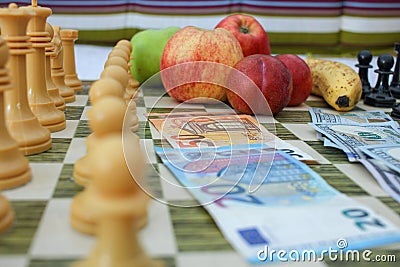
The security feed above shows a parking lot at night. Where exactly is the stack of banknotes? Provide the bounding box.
[309,107,400,202]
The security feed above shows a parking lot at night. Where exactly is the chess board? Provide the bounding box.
[0,80,400,267]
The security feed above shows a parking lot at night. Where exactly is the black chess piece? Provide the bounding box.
[390,42,400,98]
[355,50,373,98]
[391,103,400,118]
[364,54,396,107]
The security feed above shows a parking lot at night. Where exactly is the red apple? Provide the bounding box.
[275,54,312,106]
[227,54,292,115]
[160,26,243,102]
[215,14,271,57]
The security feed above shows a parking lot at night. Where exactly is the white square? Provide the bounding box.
[176,251,251,267]
[66,95,88,107]
[139,200,177,256]
[282,123,320,141]
[282,102,310,111]
[0,256,28,267]
[64,138,87,164]
[51,120,79,139]
[334,164,389,197]
[158,164,194,201]
[79,106,92,121]
[141,139,157,164]
[29,198,94,258]
[2,163,62,201]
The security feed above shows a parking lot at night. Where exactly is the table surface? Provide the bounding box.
[0,45,399,267]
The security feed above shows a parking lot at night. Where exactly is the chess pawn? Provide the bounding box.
[60,29,82,92]
[71,96,147,235]
[108,47,130,62]
[104,56,139,103]
[0,36,31,190]
[26,3,66,132]
[50,25,75,103]
[390,42,400,98]
[73,81,124,187]
[0,3,52,155]
[355,50,373,98]
[44,23,66,110]
[72,135,162,267]
[0,194,14,234]
[364,54,396,107]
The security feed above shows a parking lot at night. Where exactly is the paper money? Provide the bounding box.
[150,113,317,163]
[155,144,400,263]
[309,108,395,125]
[312,122,400,162]
[359,159,400,203]
[360,144,400,174]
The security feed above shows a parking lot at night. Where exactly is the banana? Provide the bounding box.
[305,58,362,111]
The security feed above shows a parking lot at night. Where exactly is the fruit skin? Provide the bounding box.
[275,54,312,106]
[215,14,271,57]
[305,58,362,111]
[160,26,244,102]
[130,26,180,83]
[227,54,293,115]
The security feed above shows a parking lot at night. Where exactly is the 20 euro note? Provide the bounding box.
[155,144,400,264]
[312,122,400,162]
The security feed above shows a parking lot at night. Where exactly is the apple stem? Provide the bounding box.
[239,26,249,34]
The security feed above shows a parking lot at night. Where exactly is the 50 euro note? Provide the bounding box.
[155,144,400,264]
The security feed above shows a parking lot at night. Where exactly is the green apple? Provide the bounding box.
[130,26,180,84]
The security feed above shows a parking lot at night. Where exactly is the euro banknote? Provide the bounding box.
[155,144,400,264]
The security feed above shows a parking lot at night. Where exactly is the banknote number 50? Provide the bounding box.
[343,208,385,231]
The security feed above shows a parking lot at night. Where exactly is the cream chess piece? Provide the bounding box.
[0,36,31,190]
[0,3,52,155]
[26,3,66,132]
[72,134,162,267]
[0,194,14,234]
[50,25,75,103]
[60,29,82,92]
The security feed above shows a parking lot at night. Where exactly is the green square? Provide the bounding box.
[0,201,46,254]
[309,165,368,196]
[144,164,164,200]
[137,121,152,139]
[141,86,169,97]
[169,200,232,252]
[305,141,349,164]
[27,138,71,163]
[74,120,91,138]
[378,197,400,216]
[274,110,312,124]
[261,123,299,140]
[52,163,85,198]
[64,106,84,120]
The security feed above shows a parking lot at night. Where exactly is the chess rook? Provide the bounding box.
[0,36,31,190]
[61,29,82,92]
[45,23,66,110]
[26,3,66,132]
[50,25,75,103]
[0,3,52,155]
[355,50,373,98]
[390,42,400,98]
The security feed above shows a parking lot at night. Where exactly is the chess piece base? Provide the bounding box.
[70,191,148,236]
[0,137,32,189]
[0,194,14,234]
[7,118,52,155]
[364,93,396,108]
[390,85,400,99]
[73,156,91,187]
[30,104,66,132]
[391,104,400,118]
[65,74,82,92]
[48,88,66,111]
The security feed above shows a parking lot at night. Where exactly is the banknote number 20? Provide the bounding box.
[343,208,385,231]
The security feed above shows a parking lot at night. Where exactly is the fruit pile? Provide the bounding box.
[130,14,362,114]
